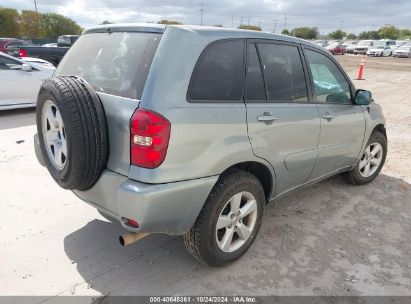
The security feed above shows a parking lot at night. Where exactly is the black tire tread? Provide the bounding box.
[36,76,108,190]
[183,169,264,266]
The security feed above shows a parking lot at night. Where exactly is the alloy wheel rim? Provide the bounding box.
[359,142,383,178]
[42,100,67,170]
[215,191,258,253]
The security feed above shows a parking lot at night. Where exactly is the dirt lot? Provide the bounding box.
[0,55,410,298]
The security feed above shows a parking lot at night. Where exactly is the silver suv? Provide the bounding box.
[34,24,387,267]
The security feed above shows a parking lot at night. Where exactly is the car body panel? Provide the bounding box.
[310,104,366,178]
[246,103,320,195]
[73,169,219,235]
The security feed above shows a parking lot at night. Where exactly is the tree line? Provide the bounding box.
[0,7,83,39]
[156,20,411,41]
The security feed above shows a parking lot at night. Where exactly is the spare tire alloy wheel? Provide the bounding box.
[216,192,258,252]
[42,100,67,170]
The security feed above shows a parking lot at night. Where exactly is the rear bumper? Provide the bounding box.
[34,134,218,235]
[74,170,218,235]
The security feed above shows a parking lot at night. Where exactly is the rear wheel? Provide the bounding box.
[184,169,265,267]
[343,131,387,185]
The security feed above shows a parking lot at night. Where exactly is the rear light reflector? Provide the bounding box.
[126,219,139,228]
[19,49,27,57]
[130,109,171,168]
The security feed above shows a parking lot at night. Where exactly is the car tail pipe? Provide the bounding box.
[119,232,150,246]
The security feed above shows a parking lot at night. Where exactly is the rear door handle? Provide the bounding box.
[257,113,278,122]
[322,112,335,120]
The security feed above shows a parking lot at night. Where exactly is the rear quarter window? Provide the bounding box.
[188,39,245,102]
[55,32,161,99]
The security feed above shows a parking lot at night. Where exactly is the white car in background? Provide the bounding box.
[0,51,55,110]
[366,45,393,57]
[392,44,411,58]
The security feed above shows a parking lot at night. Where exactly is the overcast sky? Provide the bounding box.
[4,0,411,34]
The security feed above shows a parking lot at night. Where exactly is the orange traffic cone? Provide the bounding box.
[356,57,365,80]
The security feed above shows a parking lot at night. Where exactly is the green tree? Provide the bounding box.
[157,19,182,25]
[20,10,45,39]
[214,24,223,27]
[101,20,112,25]
[43,13,82,38]
[328,29,347,40]
[346,33,357,40]
[291,27,318,39]
[358,30,380,40]
[400,29,411,39]
[281,29,290,35]
[0,7,20,37]
[238,24,262,31]
[378,25,400,39]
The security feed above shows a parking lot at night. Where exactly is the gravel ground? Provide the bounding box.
[0,54,410,298]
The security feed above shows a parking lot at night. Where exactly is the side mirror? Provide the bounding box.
[354,89,372,105]
[22,63,32,72]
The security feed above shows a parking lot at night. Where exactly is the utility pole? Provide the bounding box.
[199,3,204,25]
[273,18,277,33]
[231,15,234,28]
[258,21,261,29]
[340,17,344,31]
[247,17,250,25]
[34,0,38,12]
[240,16,244,26]
[284,13,288,29]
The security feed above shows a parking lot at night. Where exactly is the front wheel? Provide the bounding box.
[343,131,387,185]
[184,169,265,267]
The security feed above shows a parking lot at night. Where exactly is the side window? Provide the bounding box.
[5,42,17,49]
[305,49,351,104]
[188,40,244,101]
[245,43,266,100]
[0,56,23,70]
[257,43,308,102]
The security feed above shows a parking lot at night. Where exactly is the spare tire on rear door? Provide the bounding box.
[36,76,108,190]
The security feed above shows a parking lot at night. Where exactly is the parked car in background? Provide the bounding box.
[379,39,396,47]
[342,40,357,52]
[42,43,58,47]
[313,40,327,47]
[9,35,79,66]
[354,40,377,55]
[345,43,357,54]
[34,24,387,267]
[326,42,345,55]
[366,45,392,57]
[0,38,32,54]
[392,44,411,58]
[0,51,55,110]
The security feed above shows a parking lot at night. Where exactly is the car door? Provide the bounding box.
[245,40,321,195]
[0,55,40,107]
[303,47,366,179]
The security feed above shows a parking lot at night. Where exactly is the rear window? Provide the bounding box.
[55,32,161,99]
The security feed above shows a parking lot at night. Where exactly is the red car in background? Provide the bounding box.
[326,42,345,55]
[0,38,32,54]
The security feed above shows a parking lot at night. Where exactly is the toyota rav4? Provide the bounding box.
[34,24,387,267]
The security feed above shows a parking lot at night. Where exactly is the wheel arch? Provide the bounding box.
[221,161,275,202]
[372,124,387,138]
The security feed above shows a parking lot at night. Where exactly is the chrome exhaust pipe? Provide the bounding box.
[119,232,150,246]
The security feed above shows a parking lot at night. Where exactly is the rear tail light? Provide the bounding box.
[130,109,171,168]
[19,49,27,57]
